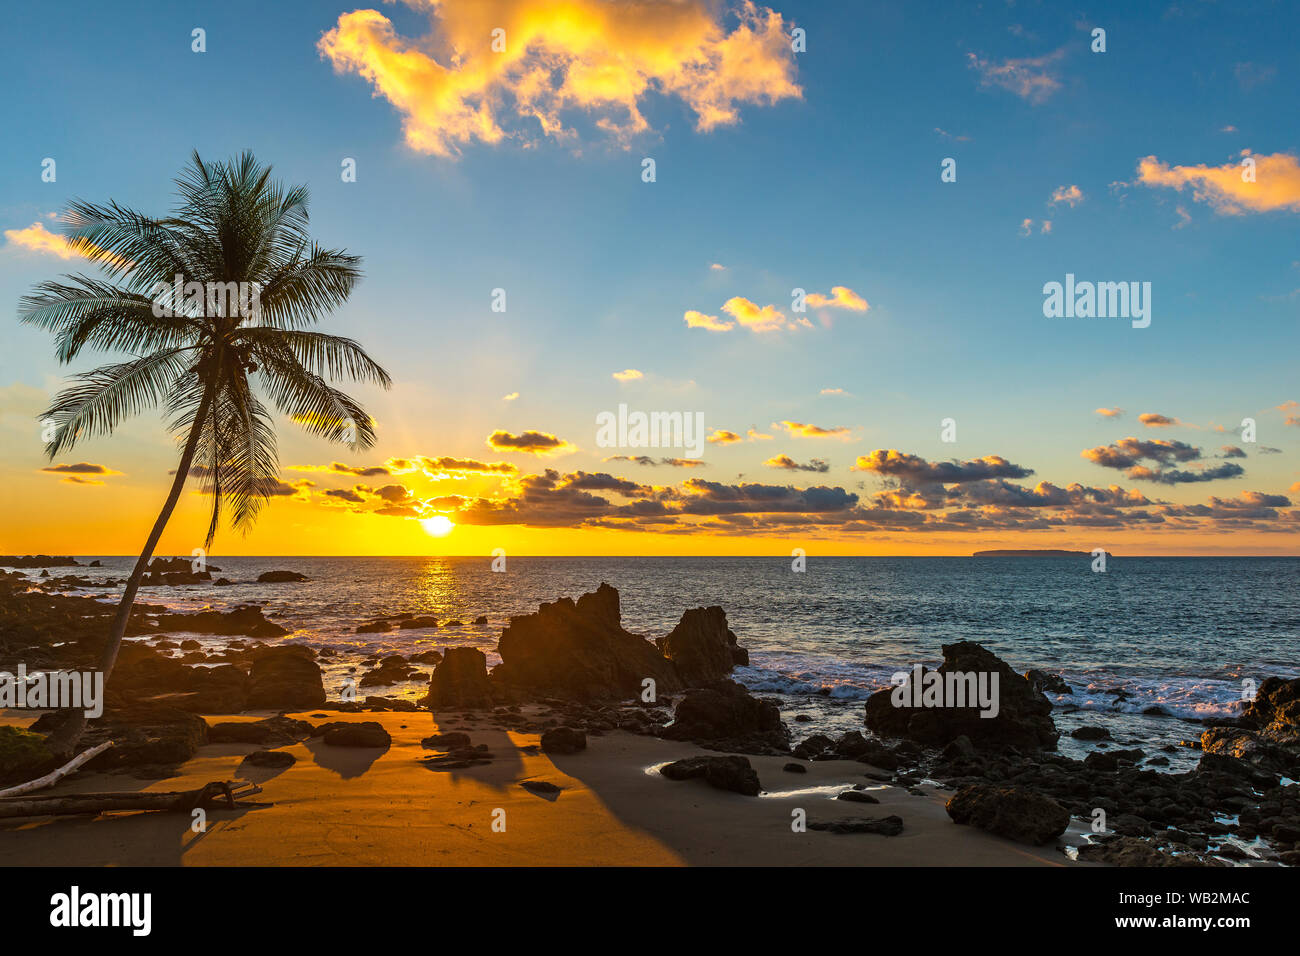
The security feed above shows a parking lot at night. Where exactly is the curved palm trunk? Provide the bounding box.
[44,386,215,758]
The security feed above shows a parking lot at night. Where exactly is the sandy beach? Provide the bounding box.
[0,709,1079,867]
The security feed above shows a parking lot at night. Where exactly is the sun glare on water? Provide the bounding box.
[420,515,456,537]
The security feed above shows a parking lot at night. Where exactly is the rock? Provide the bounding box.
[864,642,1058,751]
[783,762,807,773]
[426,647,494,709]
[0,726,55,785]
[473,615,488,625]
[493,583,683,701]
[399,616,439,629]
[243,750,296,768]
[941,734,977,760]
[355,619,393,634]
[1078,836,1213,867]
[521,780,562,796]
[808,815,904,836]
[247,645,326,709]
[421,731,471,750]
[209,716,314,746]
[1071,726,1112,741]
[0,555,81,568]
[662,680,788,753]
[32,702,208,769]
[317,721,390,747]
[837,789,880,804]
[945,784,1070,845]
[655,606,748,685]
[660,755,761,796]
[256,570,308,583]
[540,727,587,754]
[1243,677,1300,746]
[359,654,418,687]
[155,604,287,638]
[1025,669,1072,695]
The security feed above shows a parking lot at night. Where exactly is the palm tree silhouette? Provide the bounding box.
[19,151,390,755]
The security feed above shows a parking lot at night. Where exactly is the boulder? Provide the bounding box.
[493,583,683,701]
[243,750,296,768]
[864,641,1058,751]
[32,702,208,769]
[1243,677,1300,746]
[155,604,287,638]
[655,606,748,685]
[247,645,326,710]
[426,647,494,709]
[660,755,761,796]
[540,727,587,754]
[662,680,788,753]
[808,815,904,836]
[944,784,1070,845]
[209,715,315,746]
[256,570,308,583]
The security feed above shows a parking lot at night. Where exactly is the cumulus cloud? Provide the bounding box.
[765,454,829,473]
[683,309,735,332]
[1083,437,1244,484]
[805,286,868,311]
[318,0,801,158]
[4,221,129,269]
[1050,185,1084,207]
[1136,151,1300,214]
[1138,412,1181,428]
[486,429,574,455]
[853,450,1033,485]
[779,421,852,440]
[1095,407,1124,418]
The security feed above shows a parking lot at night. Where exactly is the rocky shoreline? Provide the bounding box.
[1,567,1297,866]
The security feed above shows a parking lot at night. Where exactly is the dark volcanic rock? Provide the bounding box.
[837,789,880,804]
[426,647,494,709]
[662,680,788,754]
[421,731,471,750]
[540,726,587,754]
[32,702,208,769]
[945,784,1070,845]
[243,749,296,768]
[247,645,326,710]
[256,570,309,583]
[0,555,81,568]
[493,583,683,701]
[156,604,287,638]
[209,715,314,746]
[1070,725,1112,741]
[655,605,748,685]
[1025,669,1072,695]
[864,641,1058,751]
[660,755,761,796]
[1243,677,1300,747]
[1078,836,1214,867]
[808,815,904,836]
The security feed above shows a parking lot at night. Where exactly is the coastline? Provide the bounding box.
[0,709,1080,867]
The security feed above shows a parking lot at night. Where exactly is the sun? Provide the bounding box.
[420,515,455,537]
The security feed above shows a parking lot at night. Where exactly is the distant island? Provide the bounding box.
[972,549,1112,557]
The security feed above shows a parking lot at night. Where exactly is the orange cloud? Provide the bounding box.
[721,296,788,332]
[1095,407,1124,418]
[683,309,734,332]
[486,429,574,455]
[4,221,128,268]
[779,420,853,440]
[806,286,868,311]
[319,0,801,158]
[1136,151,1300,214]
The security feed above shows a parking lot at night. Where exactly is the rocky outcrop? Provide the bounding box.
[660,755,761,796]
[360,655,421,687]
[0,555,81,568]
[109,644,250,712]
[425,647,494,709]
[656,606,748,684]
[945,784,1070,845]
[247,645,326,710]
[663,680,788,754]
[256,570,308,583]
[864,641,1058,751]
[493,583,684,701]
[155,605,287,638]
[316,720,391,747]
[32,702,208,769]
[1244,677,1300,746]
[540,727,587,754]
[1196,678,1300,781]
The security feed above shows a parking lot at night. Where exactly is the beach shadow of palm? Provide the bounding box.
[415,721,523,790]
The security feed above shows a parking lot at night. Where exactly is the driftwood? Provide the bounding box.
[0,741,115,799]
[0,780,267,819]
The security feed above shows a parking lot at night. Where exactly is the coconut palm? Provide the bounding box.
[19,151,390,756]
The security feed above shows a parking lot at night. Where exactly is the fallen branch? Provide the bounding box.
[0,779,267,819]
[0,741,115,799]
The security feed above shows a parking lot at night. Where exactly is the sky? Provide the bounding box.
[1,0,1298,557]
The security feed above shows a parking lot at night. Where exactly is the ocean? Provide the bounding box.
[29,555,1300,772]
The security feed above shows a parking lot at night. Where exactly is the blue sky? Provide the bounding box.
[1,0,1297,555]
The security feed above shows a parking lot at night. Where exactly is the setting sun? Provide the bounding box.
[419,515,455,537]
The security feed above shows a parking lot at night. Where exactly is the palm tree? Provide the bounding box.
[19,151,390,757]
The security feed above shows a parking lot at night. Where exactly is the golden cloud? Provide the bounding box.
[1136,151,1300,214]
[4,221,129,269]
[319,0,801,158]
[779,420,853,440]
[806,285,868,311]
[684,309,735,332]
